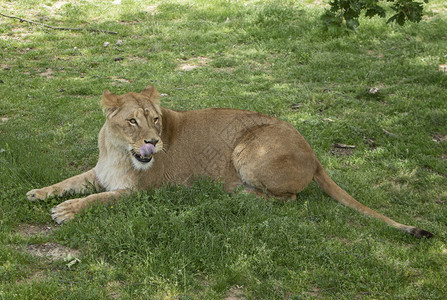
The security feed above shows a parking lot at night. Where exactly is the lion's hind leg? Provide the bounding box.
[231,124,318,200]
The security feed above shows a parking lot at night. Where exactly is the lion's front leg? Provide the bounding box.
[51,189,129,224]
[26,169,101,201]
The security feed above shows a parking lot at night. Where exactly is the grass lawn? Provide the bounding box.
[1,0,446,298]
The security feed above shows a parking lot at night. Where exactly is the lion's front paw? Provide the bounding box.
[26,188,51,201]
[51,198,84,224]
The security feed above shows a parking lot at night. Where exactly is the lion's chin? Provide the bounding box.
[130,157,154,171]
[129,149,155,171]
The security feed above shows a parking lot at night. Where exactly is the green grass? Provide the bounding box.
[1,0,446,298]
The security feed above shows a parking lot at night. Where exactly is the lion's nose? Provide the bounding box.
[144,138,159,146]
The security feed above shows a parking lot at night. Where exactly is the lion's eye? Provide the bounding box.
[154,117,159,124]
[129,118,138,125]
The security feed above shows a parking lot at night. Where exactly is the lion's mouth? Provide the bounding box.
[130,149,152,163]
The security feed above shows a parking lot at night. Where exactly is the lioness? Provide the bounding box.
[27,86,433,238]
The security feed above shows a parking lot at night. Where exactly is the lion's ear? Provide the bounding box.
[141,85,160,104]
[101,90,122,115]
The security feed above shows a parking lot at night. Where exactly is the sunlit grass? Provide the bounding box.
[0,0,446,298]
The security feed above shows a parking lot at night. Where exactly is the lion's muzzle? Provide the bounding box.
[130,143,155,163]
[140,143,155,158]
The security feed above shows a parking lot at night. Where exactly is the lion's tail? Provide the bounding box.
[313,162,433,238]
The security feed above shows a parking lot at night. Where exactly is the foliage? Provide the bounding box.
[322,0,429,30]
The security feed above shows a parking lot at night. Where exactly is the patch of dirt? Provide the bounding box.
[0,27,32,41]
[177,56,209,71]
[308,287,323,298]
[439,64,447,73]
[366,50,384,59]
[330,145,354,157]
[39,68,54,78]
[146,4,158,14]
[328,235,353,245]
[247,60,272,72]
[1,117,9,123]
[17,47,33,54]
[106,281,124,299]
[22,243,80,261]
[111,77,133,85]
[390,180,409,193]
[0,34,24,41]
[432,134,447,143]
[17,270,46,285]
[435,191,447,204]
[225,286,245,300]
[179,64,198,71]
[43,0,69,13]
[17,224,54,237]
[128,56,148,63]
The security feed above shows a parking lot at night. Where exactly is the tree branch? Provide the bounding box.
[0,13,118,35]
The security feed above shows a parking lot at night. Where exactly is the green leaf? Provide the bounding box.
[365,6,386,18]
[324,0,428,29]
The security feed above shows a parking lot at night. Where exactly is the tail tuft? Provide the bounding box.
[409,227,434,239]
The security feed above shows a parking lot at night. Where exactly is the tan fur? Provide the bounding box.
[26,86,433,238]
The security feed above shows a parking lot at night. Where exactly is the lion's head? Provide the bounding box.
[101,85,163,170]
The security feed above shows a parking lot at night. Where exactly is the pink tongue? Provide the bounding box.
[140,143,155,157]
